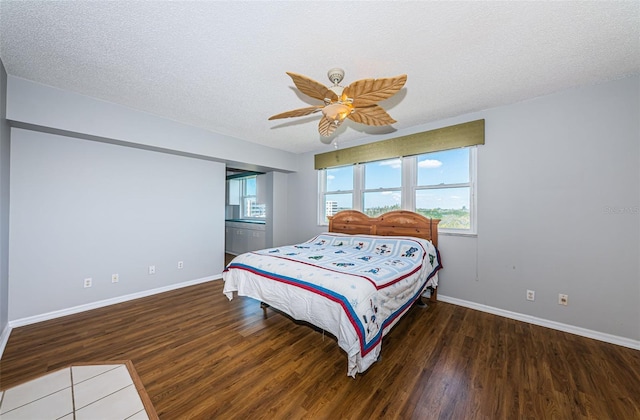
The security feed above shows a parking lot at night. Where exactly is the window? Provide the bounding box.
[320,166,354,222]
[318,147,477,233]
[236,175,266,219]
[415,148,472,230]
[363,158,402,217]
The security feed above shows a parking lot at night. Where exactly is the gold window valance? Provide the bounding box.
[314,119,484,170]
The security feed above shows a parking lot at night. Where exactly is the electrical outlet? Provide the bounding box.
[111,273,119,283]
[559,293,568,306]
[526,289,535,301]
[177,261,184,269]
[149,265,156,275]
[84,278,92,288]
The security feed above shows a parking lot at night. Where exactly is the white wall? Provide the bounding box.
[474,76,638,341]
[7,76,298,174]
[9,129,225,320]
[265,171,289,248]
[288,75,640,343]
[0,59,9,340]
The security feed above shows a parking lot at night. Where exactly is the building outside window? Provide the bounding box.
[325,200,338,217]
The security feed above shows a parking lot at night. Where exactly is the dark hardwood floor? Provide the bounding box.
[1,274,639,419]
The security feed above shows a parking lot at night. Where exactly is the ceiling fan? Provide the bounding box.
[268,68,407,137]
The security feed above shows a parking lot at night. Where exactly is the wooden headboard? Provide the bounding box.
[328,210,440,247]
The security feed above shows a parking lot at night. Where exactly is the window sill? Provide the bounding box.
[439,231,477,238]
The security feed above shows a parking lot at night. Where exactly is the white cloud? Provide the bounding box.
[379,191,401,200]
[327,175,335,180]
[379,159,402,169]
[418,159,443,169]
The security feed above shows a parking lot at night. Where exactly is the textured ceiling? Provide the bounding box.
[1,1,638,154]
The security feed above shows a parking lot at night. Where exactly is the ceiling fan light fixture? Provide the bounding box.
[322,102,353,123]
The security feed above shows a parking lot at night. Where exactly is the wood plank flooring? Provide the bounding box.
[1,277,639,419]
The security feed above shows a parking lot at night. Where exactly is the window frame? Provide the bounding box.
[317,147,477,235]
[239,176,266,219]
[317,165,356,223]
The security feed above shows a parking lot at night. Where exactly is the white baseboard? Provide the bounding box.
[0,323,12,359]
[7,275,222,330]
[438,295,640,351]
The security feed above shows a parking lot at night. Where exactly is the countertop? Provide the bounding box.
[225,219,266,225]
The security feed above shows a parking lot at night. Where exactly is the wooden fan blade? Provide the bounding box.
[286,72,338,102]
[343,74,407,108]
[268,106,322,120]
[318,116,343,137]
[348,105,397,126]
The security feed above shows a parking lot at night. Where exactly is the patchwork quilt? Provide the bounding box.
[223,233,442,376]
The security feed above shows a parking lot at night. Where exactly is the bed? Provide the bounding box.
[222,210,442,377]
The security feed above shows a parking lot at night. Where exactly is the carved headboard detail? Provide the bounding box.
[328,210,440,247]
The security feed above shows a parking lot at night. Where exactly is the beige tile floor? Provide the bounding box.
[0,363,153,419]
